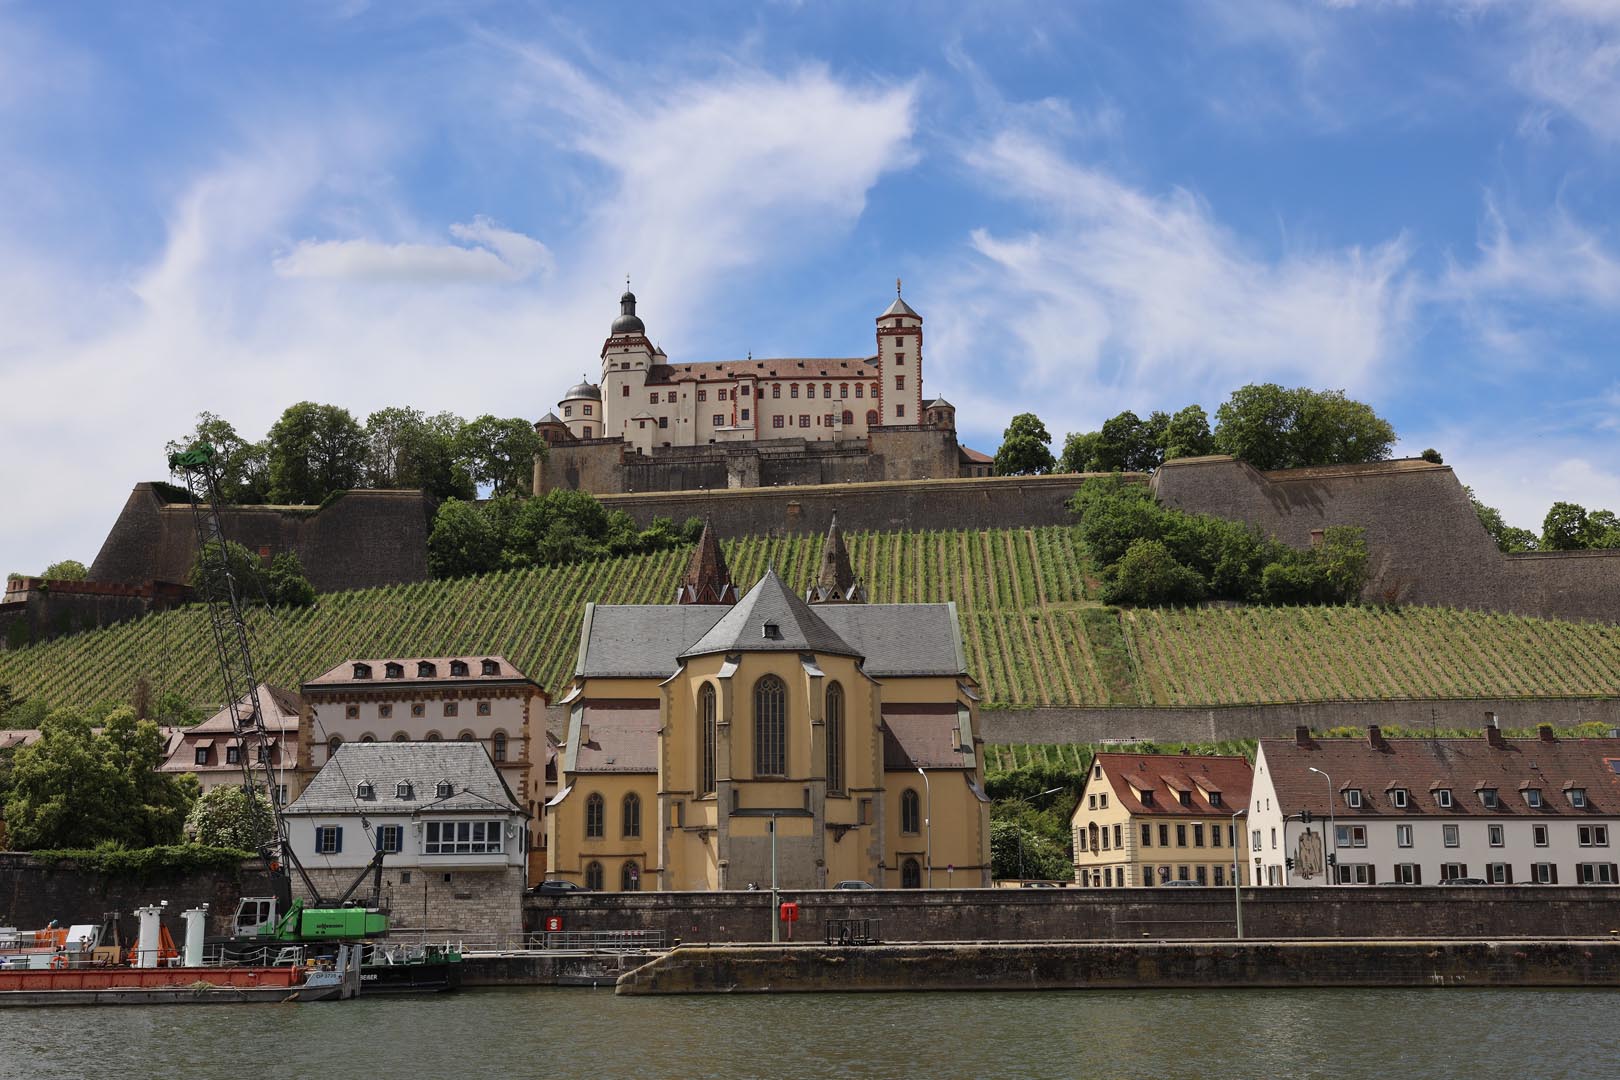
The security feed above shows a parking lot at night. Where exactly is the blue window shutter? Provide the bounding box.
[334,826,343,853]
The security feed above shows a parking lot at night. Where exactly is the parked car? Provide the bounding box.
[833,880,876,889]
[533,879,587,894]
[1160,879,1202,887]
[1019,881,1059,888]
[1439,877,1488,886]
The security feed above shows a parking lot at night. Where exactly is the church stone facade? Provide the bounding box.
[532,286,988,495]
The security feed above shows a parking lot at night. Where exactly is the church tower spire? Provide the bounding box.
[675,516,739,605]
[806,511,866,604]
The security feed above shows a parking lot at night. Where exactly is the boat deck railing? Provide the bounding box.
[458,930,666,956]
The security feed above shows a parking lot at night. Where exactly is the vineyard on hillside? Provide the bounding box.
[2,524,1618,712]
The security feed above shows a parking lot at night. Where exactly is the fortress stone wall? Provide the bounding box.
[1153,455,1620,622]
[536,425,962,496]
[88,483,436,594]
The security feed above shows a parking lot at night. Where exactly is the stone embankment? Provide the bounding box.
[615,939,1620,995]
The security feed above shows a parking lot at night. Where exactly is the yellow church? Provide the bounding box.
[544,517,991,891]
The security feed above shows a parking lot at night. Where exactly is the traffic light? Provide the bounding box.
[1285,856,1295,871]
[1300,810,1313,824]
[1326,852,1337,867]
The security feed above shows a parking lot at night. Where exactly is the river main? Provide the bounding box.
[1,987,1610,1079]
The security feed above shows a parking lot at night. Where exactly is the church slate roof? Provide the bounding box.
[676,517,739,605]
[679,569,858,660]
[806,511,866,604]
[286,741,521,815]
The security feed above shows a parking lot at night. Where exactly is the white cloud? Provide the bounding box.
[274,217,553,282]
[931,131,1412,437]
[0,44,918,574]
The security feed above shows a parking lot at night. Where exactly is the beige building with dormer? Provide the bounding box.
[544,519,991,891]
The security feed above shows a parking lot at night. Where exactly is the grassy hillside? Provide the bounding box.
[2,525,1618,712]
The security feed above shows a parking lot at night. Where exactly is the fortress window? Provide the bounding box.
[740,385,750,396]
[582,404,592,416]
[622,385,629,396]
[822,384,831,398]
[697,389,707,402]
[870,383,879,397]
[345,705,360,719]
[352,663,372,679]
[895,354,905,365]
[895,375,905,390]
[444,702,459,717]
[713,414,723,427]
[412,703,426,718]
[790,384,799,398]
[658,417,668,429]
[650,393,658,404]
[839,383,848,397]
[385,663,404,679]
[772,384,781,398]
[895,404,905,417]
[564,405,573,417]
[450,660,469,677]
[854,384,863,398]
[824,414,834,427]
[667,391,677,403]
[717,389,727,401]
[773,416,784,429]
[477,701,491,717]
[799,415,810,428]
[741,409,750,421]
[866,410,878,427]
[842,411,853,425]
[583,426,592,438]
[418,661,437,677]
[379,704,393,719]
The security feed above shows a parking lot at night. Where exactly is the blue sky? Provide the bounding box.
[3,1,1619,574]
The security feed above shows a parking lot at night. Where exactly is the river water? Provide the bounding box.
[0,987,1612,1079]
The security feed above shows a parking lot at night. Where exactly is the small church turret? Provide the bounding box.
[806,511,866,604]
[675,516,740,605]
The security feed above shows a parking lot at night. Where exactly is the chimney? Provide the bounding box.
[1367,725,1388,751]
[1295,725,1313,748]
[1539,725,1556,743]
[1485,723,1505,749]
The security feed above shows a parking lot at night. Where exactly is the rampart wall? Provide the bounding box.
[1153,455,1620,622]
[88,484,436,593]
[0,853,277,938]
[0,577,189,650]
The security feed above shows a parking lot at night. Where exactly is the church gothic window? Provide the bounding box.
[585,793,605,839]
[622,793,641,838]
[901,788,921,834]
[585,861,603,891]
[826,682,844,795]
[621,861,641,891]
[754,676,787,776]
[902,858,921,889]
[699,684,717,795]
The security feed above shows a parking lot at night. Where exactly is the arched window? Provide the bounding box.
[902,858,921,889]
[359,733,375,743]
[841,410,853,426]
[621,860,641,892]
[585,793,605,839]
[585,861,604,891]
[392,732,408,742]
[699,683,717,795]
[901,788,921,835]
[865,409,879,427]
[825,682,845,795]
[622,793,642,838]
[754,675,786,776]
[327,735,342,760]
[425,731,441,742]
[492,731,507,763]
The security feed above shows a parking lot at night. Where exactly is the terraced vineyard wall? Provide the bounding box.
[4,526,1619,725]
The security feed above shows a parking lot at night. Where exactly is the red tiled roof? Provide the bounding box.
[881,704,974,770]
[645,358,878,384]
[1258,732,1620,818]
[189,684,302,733]
[1095,753,1254,816]
[575,703,660,773]
[959,446,993,464]
[305,655,534,687]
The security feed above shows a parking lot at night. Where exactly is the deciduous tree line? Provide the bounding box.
[166,404,543,507]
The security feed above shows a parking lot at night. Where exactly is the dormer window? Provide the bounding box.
[481,659,500,676]
[1140,790,1154,806]
[385,662,404,679]
[1209,791,1223,808]
[395,781,414,800]
[352,663,372,680]
[1176,790,1190,807]
[1344,789,1363,809]
[1390,788,1408,808]
[1479,787,1499,809]
[449,660,469,677]
[417,661,437,678]
[356,781,374,800]
[1570,788,1588,808]
[1436,788,1453,808]
[762,622,782,640]
[1525,788,1543,808]
[436,780,454,799]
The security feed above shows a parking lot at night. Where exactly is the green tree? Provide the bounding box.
[1093,410,1164,473]
[1541,502,1590,551]
[993,413,1057,476]
[266,402,367,504]
[455,415,544,496]
[1467,488,1538,553]
[41,560,88,581]
[1315,526,1371,603]
[263,552,317,607]
[427,498,501,578]
[1213,383,1396,470]
[1102,538,1208,605]
[989,814,1072,881]
[166,412,270,504]
[4,707,195,850]
[1162,404,1215,461]
[188,539,265,605]
[365,407,475,500]
[184,785,274,850]
[1589,510,1620,550]
[1058,430,1100,474]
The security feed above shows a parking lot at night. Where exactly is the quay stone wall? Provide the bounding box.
[0,853,277,938]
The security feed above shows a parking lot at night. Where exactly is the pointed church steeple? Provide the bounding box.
[806,511,866,604]
[675,516,739,605]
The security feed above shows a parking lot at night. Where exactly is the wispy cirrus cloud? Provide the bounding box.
[275,217,554,282]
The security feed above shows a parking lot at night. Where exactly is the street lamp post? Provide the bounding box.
[1231,808,1247,939]
[915,766,932,888]
[770,812,779,943]
[1006,786,1067,883]
[1308,766,1337,886]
